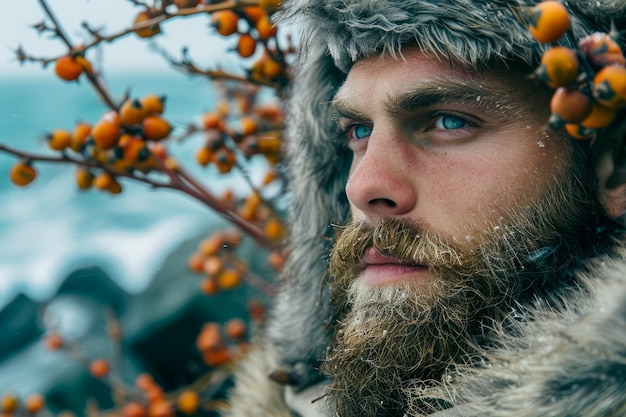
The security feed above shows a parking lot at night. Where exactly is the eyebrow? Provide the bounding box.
[331,78,517,121]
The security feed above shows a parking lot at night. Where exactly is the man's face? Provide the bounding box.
[333,48,572,286]
[325,48,609,416]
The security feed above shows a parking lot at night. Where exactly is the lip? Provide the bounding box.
[360,248,429,286]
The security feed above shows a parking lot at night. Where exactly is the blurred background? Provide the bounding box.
[0,1,277,413]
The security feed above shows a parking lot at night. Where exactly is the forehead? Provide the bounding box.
[334,48,537,107]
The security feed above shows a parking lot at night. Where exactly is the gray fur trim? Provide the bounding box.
[423,247,626,416]
[219,343,294,417]
[279,0,625,73]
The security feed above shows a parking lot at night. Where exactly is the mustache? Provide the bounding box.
[330,218,468,279]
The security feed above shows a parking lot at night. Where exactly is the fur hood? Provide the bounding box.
[224,0,626,415]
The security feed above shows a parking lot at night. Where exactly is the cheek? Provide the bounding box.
[427,134,572,229]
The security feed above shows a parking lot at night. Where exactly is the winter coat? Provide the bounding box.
[223,0,626,415]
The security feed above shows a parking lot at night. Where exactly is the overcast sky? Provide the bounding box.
[0,0,236,76]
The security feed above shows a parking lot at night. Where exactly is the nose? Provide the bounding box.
[345,133,417,221]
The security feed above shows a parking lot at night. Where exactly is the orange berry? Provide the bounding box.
[237,34,257,58]
[10,162,37,187]
[141,94,166,115]
[146,386,165,404]
[71,122,92,152]
[265,61,284,79]
[120,99,147,125]
[217,268,242,289]
[593,65,626,109]
[268,250,285,270]
[135,373,156,390]
[548,87,592,127]
[203,255,224,276]
[202,346,232,366]
[212,11,239,36]
[196,322,222,351]
[44,332,64,350]
[580,103,617,130]
[119,136,150,163]
[196,147,213,166]
[1,395,18,414]
[24,394,45,414]
[75,168,94,190]
[256,102,282,121]
[201,112,225,130]
[262,169,278,185]
[188,253,205,273]
[538,46,579,88]
[173,0,201,9]
[242,7,266,25]
[199,234,225,256]
[147,400,174,417]
[565,123,596,140]
[93,172,114,190]
[122,402,146,417]
[526,1,570,44]
[259,0,282,11]
[177,390,200,415]
[89,359,111,378]
[108,178,123,194]
[238,192,261,221]
[256,16,277,40]
[240,117,258,136]
[224,318,246,340]
[213,149,236,174]
[200,276,219,295]
[257,133,282,153]
[264,217,284,239]
[579,32,625,67]
[47,129,72,151]
[54,55,84,81]
[142,115,171,141]
[92,112,122,150]
[134,10,161,38]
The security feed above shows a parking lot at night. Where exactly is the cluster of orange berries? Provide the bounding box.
[120,374,201,417]
[195,318,249,367]
[526,1,626,140]
[133,0,288,82]
[187,223,285,294]
[1,393,46,417]
[210,4,287,83]
[42,329,224,417]
[197,98,284,174]
[9,93,171,191]
[188,229,250,294]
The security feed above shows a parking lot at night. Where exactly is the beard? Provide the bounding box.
[324,149,618,416]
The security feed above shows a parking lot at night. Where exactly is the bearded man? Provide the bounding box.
[222,0,626,416]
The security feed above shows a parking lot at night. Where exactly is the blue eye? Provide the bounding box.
[350,124,372,140]
[435,114,468,130]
